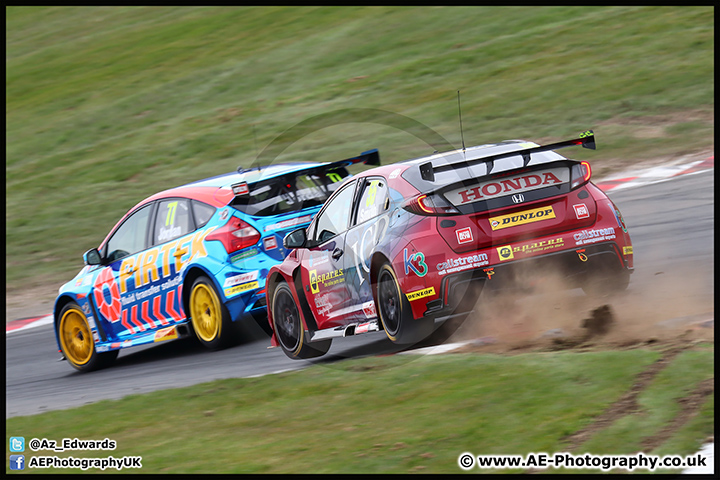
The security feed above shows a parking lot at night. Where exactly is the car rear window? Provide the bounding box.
[231,169,351,217]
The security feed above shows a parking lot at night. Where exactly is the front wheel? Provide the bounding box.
[58,302,118,372]
[375,263,433,345]
[272,282,330,359]
[189,276,234,350]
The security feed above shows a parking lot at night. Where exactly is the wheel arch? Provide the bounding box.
[267,267,317,334]
[370,251,392,295]
[53,294,77,348]
[181,265,218,320]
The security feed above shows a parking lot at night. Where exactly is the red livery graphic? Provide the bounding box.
[93,268,122,322]
[266,131,634,359]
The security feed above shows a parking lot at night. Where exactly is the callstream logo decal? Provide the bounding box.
[489,206,555,231]
[445,167,568,206]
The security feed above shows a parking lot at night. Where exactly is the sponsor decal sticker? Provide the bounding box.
[623,246,633,255]
[573,204,590,219]
[456,227,473,245]
[497,245,514,261]
[355,323,370,335]
[314,293,332,316]
[446,167,568,206]
[309,270,319,294]
[117,226,216,295]
[437,253,489,275]
[263,236,278,250]
[309,269,344,294]
[489,206,556,231]
[406,287,435,301]
[223,271,259,288]
[513,237,565,255]
[574,227,616,245]
[362,301,377,318]
[264,215,313,232]
[483,267,495,279]
[497,238,565,262]
[232,182,250,195]
[577,248,588,262]
[154,326,178,342]
[403,249,428,277]
[224,281,259,298]
[93,268,122,321]
[230,248,259,263]
[614,207,628,233]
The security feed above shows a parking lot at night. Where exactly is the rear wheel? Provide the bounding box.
[272,283,331,359]
[375,263,433,345]
[58,302,118,372]
[189,276,234,350]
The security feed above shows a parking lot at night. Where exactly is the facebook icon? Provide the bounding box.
[9,454,25,470]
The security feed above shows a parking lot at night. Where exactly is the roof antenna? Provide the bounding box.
[457,90,466,159]
[252,123,261,173]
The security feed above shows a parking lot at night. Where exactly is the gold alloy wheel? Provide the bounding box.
[190,282,222,343]
[59,307,93,366]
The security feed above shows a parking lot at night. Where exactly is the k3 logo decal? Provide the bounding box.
[403,248,428,277]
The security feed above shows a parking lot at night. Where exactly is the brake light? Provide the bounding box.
[206,216,261,253]
[402,194,459,216]
[570,161,592,189]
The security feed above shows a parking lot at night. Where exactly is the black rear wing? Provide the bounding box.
[232,148,380,196]
[419,131,595,182]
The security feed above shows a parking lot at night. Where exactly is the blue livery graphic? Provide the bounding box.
[53,150,379,371]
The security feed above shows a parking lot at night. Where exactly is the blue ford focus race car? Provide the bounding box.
[54,150,379,371]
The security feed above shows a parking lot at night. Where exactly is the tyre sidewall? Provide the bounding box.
[375,263,432,345]
[189,276,232,350]
[58,302,116,372]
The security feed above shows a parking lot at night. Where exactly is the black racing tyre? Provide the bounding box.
[188,276,234,350]
[375,263,433,345]
[272,282,331,359]
[58,302,118,372]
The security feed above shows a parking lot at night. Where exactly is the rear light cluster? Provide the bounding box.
[402,194,460,216]
[570,161,592,189]
[206,216,261,253]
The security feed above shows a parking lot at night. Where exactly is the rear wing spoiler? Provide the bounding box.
[419,131,595,182]
[232,149,380,196]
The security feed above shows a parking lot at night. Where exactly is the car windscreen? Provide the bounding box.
[230,167,351,217]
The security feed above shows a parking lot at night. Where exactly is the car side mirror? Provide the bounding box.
[284,228,307,249]
[83,248,102,266]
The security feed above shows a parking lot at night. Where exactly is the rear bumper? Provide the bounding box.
[423,241,632,319]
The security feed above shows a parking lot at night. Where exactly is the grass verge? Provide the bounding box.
[5,346,713,474]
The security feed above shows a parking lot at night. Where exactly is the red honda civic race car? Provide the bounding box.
[265,131,633,359]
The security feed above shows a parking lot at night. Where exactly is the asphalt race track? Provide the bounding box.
[6,170,714,419]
